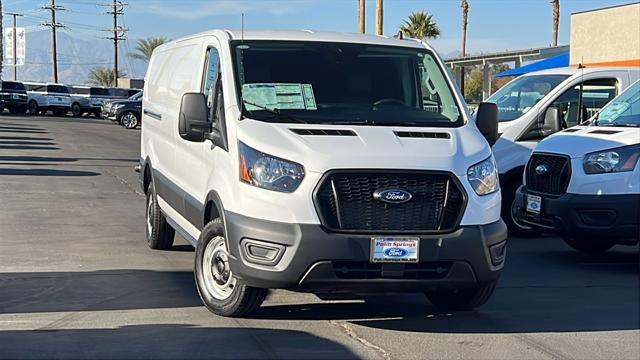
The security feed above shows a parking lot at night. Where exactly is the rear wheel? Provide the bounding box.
[425,281,497,312]
[195,218,267,317]
[145,182,175,250]
[502,180,539,238]
[71,103,82,117]
[563,237,614,254]
[120,111,139,129]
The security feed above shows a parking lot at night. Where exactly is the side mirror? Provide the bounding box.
[475,102,499,146]
[178,93,209,142]
[541,107,562,137]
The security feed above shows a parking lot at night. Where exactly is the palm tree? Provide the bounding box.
[399,11,440,40]
[88,67,126,87]
[461,0,469,57]
[128,37,169,62]
[551,0,560,46]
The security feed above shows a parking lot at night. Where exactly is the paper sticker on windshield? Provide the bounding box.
[242,83,316,111]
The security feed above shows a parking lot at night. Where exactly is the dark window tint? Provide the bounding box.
[47,85,69,94]
[549,78,618,128]
[71,87,90,95]
[2,81,26,91]
[90,88,111,96]
[109,88,129,98]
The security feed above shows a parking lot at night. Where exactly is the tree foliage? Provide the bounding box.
[399,11,440,40]
[88,67,126,87]
[129,37,170,62]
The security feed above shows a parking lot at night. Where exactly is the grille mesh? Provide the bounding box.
[315,171,465,232]
[526,154,571,195]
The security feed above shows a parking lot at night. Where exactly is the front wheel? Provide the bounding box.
[120,111,139,129]
[563,237,614,254]
[71,103,82,117]
[502,180,539,238]
[28,101,39,115]
[195,218,267,317]
[425,281,497,312]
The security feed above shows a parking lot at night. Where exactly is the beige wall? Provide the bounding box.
[570,3,640,66]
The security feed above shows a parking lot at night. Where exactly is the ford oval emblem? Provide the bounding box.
[384,248,408,257]
[373,188,413,204]
[535,164,549,175]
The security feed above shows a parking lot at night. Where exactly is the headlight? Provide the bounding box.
[238,142,305,192]
[467,156,499,195]
[583,144,640,174]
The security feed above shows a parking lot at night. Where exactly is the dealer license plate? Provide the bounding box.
[526,194,542,214]
[371,237,419,263]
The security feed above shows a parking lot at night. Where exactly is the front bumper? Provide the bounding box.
[224,211,507,292]
[514,186,640,243]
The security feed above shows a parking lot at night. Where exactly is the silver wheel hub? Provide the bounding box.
[202,236,236,300]
[146,195,153,239]
[123,113,137,128]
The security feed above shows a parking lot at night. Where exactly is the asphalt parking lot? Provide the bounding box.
[0,114,638,360]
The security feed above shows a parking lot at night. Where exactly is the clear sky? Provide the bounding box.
[2,0,634,56]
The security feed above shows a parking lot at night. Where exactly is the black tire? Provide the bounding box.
[563,237,614,254]
[425,281,497,312]
[28,101,39,115]
[120,111,140,129]
[53,109,67,117]
[195,218,267,317]
[71,103,82,117]
[145,182,175,250]
[502,180,540,238]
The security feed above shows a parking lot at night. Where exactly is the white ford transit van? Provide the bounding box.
[514,80,640,253]
[486,67,639,236]
[140,30,507,317]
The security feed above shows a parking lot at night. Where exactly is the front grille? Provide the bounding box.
[526,153,571,195]
[314,170,465,233]
[333,261,452,280]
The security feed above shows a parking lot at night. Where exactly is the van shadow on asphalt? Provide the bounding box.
[0,324,360,359]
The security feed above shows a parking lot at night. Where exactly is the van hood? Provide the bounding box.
[236,120,491,176]
[535,126,640,158]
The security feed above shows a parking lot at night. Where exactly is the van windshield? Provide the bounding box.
[232,41,463,127]
[486,74,569,122]
[596,80,640,127]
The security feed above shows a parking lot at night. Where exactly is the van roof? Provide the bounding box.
[173,29,430,50]
[521,66,639,77]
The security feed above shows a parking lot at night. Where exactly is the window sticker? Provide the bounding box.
[242,83,317,111]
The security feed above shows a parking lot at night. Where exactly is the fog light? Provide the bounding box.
[489,241,507,266]
[241,239,285,266]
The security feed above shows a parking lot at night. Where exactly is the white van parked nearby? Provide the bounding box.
[514,80,640,253]
[141,30,507,317]
[486,67,640,236]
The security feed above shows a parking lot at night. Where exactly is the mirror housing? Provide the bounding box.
[475,102,499,146]
[179,93,209,142]
[540,107,562,137]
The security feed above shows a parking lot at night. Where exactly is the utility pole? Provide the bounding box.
[105,1,127,87]
[358,0,365,34]
[42,0,64,83]
[375,0,383,35]
[7,13,24,81]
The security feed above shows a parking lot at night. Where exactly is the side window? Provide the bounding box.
[548,78,618,128]
[203,47,220,115]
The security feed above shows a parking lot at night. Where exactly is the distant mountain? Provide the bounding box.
[2,30,147,85]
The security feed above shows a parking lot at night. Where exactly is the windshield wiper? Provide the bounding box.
[241,99,307,124]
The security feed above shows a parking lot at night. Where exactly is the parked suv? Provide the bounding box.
[69,86,113,117]
[140,30,507,317]
[103,91,142,129]
[25,82,72,116]
[0,81,28,114]
[485,67,639,236]
[514,80,640,253]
